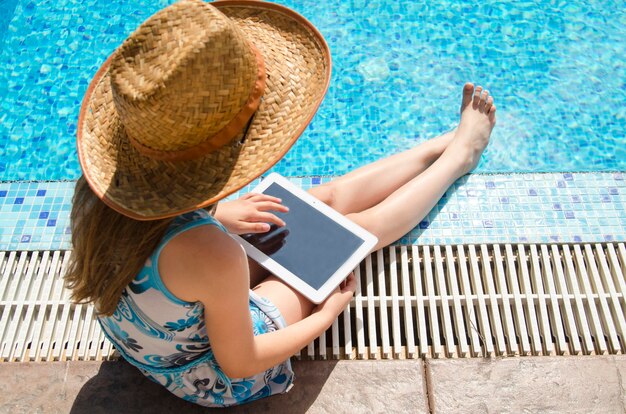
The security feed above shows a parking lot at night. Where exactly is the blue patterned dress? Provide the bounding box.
[98,210,295,407]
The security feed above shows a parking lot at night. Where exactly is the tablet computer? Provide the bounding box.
[233,173,378,304]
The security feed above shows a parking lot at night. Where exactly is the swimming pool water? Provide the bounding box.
[0,0,624,181]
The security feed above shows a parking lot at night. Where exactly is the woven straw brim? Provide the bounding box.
[77,0,331,220]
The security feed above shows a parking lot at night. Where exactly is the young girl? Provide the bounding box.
[66,0,495,407]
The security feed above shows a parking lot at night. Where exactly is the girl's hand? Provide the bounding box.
[214,193,289,235]
[313,273,357,321]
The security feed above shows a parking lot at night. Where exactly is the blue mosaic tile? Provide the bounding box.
[0,172,625,250]
[0,181,74,250]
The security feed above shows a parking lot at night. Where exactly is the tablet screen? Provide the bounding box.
[241,183,365,290]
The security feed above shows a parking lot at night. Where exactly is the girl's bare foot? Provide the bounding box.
[445,82,497,175]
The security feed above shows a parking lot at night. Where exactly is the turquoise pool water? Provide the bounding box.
[0,0,624,180]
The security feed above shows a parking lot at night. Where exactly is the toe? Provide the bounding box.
[462,82,474,108]
[478,90,489,111]
[484,96,494,112]
[472,86,483,108]
[489,104,497,123]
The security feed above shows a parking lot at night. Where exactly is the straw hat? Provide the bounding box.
[77,0,331,220]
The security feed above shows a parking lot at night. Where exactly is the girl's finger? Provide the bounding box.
[256,201,289,213]
[250,212,286,227]
[342,273,356,293]
[241,222,271,233]
[247,193,282,204]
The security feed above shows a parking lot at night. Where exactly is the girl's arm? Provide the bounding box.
[159,224,355,378]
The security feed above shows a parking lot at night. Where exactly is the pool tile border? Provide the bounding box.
[0,180,73,251]
[0,172,624,251]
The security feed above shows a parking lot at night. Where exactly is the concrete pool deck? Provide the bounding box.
[0,356,624,413]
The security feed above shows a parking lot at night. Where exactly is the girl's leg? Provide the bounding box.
[308,129,455,215]
[253,275,315,325]
[255,83,496,324]
[309,84,479,215]
[348,84,496,249]
[251,104,457,287]
[250,130,455,287]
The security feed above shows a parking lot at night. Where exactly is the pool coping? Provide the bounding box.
[0,171,624,251]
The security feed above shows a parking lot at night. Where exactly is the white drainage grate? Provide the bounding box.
[303,243,626,360]
[0,243,625,362]
[0,251,114,362]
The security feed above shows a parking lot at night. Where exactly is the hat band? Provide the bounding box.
[127,44,267,162]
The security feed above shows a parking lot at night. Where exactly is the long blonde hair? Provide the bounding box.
[65,176,173,316]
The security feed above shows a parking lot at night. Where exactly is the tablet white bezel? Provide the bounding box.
[232,173,378,304]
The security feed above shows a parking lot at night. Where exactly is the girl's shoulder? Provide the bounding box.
[167,209,227,236]
[157,210,246,303]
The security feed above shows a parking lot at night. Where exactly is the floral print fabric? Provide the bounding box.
[98,210,294,407]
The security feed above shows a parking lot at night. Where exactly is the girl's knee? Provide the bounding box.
[308,183,337,208]
[347,211,388,250]
[253,276,315,325]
